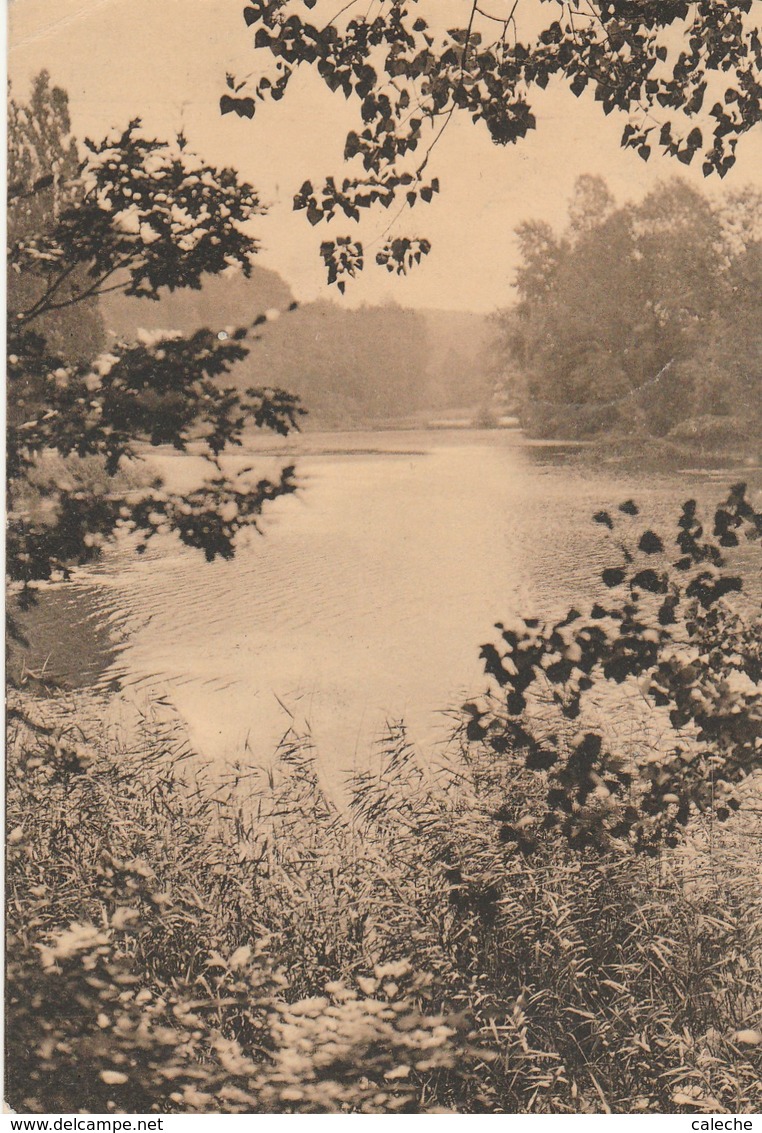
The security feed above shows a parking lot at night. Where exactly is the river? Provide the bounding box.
[18,428,761,785]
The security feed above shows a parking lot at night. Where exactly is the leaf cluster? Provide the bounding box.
[225,0,762,287]
[465,487,762,853]
[7,80,304,599]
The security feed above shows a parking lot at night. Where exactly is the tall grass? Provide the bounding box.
[6,692,762,1113]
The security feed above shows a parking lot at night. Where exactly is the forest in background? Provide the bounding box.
[104,174,762,443]
[103,281,493,428]
[490,175,762,444]
[17,76,757,446]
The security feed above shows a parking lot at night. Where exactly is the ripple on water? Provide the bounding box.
[18,430,761,784]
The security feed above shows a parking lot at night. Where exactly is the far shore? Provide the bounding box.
[168,417,761,471]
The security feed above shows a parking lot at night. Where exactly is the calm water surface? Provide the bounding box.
[30,429,760,782]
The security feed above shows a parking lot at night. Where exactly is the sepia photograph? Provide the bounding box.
[5,0,762,1117]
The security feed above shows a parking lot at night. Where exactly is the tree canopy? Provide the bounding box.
[491,174,762,438]
[8,72,106,370]
[223,0,762,289]
[7,73,303,605]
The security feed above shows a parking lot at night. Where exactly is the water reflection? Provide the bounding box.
[20,430,761,781]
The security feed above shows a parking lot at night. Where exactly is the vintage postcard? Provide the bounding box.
[6,0,762,1118]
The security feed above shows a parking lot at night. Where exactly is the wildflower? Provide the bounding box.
[374,960,411,980]
[111,907,140,931]
[113,207,142,235]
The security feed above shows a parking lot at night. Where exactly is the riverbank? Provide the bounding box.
[208,417,762,473]
[7,687,762,1114]
[522,414,762,472]
[587,432,762,472]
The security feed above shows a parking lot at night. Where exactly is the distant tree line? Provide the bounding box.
[253,301,494,426]
[492,176,762,442]
[253,300,427,425]
[106,284,493,428]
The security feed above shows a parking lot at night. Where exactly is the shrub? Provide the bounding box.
[465,486,762,853]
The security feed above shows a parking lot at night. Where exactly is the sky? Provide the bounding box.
[8,0,762,312]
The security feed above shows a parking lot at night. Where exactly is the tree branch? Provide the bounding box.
[17,259,133,325]
[16,258,81,325]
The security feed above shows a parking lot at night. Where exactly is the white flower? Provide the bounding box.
[228,944,252,969]
[374,959,411,980]
[170,204,194,230]
[177,232,202,252]
[143,151,170,177]
[723,669,758,698]
[111,906,140,931]
[100,1070,129,1086]
[94,352,120,376]
[136,327,182,347]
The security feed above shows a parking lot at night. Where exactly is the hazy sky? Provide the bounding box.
[9,0,762,311]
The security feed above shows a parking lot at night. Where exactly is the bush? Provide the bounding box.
[466,486,762,854]
[668,416,757,447]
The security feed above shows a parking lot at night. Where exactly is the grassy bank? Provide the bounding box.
[6,691,762,1114]
[532,419,760,471]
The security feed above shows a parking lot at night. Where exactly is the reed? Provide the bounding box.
[6,693,762,1113]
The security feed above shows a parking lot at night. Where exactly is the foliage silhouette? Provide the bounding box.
[223,0,762,289]
[7,74,304,606]
[465,486,762,853]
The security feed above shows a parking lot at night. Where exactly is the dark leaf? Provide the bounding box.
[638,530,664,555]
